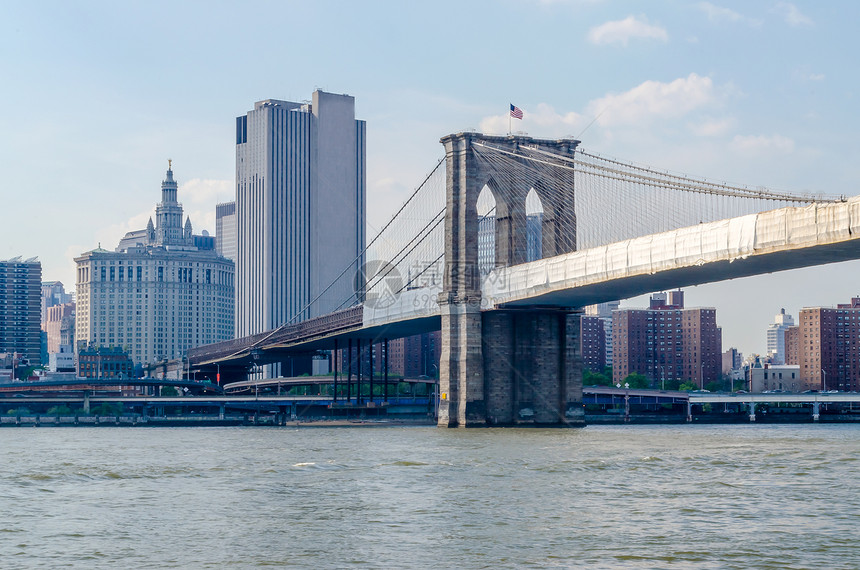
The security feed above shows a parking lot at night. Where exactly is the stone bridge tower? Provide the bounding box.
[437,133,585,427]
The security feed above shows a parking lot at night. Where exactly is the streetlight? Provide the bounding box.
[821,368,827,392]
[660,366,665,391]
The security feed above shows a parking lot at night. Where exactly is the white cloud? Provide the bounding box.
[792,66,825,82]
[478,103,585,137]
[180,178,232,207]
[699,2,742,22]
[587,15,668,47]
[587,73,717,127]
[698,2,762,26]
[773,2,813,27]
[93,209,153,254]
[82,180,229,254]
[690,117,735,137]
[730,134,795,154]
[475,74,728,143]
[530,0,604,4]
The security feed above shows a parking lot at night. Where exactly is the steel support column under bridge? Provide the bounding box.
[437,132,585,427]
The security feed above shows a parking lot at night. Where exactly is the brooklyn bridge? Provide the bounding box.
[189,132,858,427]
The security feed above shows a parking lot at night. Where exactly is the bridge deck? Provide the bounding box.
[192,197,860,369]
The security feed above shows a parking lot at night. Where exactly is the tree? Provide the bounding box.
[678,380,698,391]
[584,368,612,386]
[623,372,650,389]
[91,402,123,416]
[160,385,178,397]
[16,365,45,381]
[46,405,73,417]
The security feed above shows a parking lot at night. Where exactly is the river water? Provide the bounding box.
[1,424,858,569]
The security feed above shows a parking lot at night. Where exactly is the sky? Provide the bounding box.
[2,0,860,357]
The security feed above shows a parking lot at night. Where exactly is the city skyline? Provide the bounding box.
[3,1,860,356]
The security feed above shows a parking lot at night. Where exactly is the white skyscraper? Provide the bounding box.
[766,308,795,364]
[235,91,366,338]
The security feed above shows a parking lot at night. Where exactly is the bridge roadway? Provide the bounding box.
[191,196,860,371]
[591,387,860,422]
[5,386,858,410]
[0,378,222,393]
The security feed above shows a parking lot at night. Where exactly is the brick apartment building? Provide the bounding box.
[612,291,722,387]
[581,315,607,372]
[784,297,860,392]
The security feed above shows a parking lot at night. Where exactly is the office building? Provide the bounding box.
[75,164,234,369]
[215,201,237,261]
[235,91,366,342]
[78,345,134,379]
[41,281,72,326]
[766,308,795,364]
[612,291,722,387]
[0,257,42,366]
[784,298,860,392]
[45,302,75,354]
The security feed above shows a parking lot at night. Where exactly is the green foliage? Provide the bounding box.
[678,381,698,391]
[91,402,124,416]
[46,405,73,416]
[16,365,45,381]
[623,372,650,389]
[705,380,724,393]
[584,368,612,386]
[662,378,681,391]
[160,385,179,397]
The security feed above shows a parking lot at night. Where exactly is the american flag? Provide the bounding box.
[510,104,523,119]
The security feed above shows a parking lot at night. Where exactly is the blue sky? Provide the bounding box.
[2,0,859,356]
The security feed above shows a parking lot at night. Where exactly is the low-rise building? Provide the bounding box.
[747,360,801,393]
[77,345,134,379]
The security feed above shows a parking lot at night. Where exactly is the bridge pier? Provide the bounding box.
[813,401,820,422]
[748,402,756,422]
[437,132,585,428]
[438,307,585,427]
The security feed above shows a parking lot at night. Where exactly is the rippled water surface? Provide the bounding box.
[1,424,858,569]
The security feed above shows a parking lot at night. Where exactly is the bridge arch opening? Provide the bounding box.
[477,184,497,276]
[525,188,544,262]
